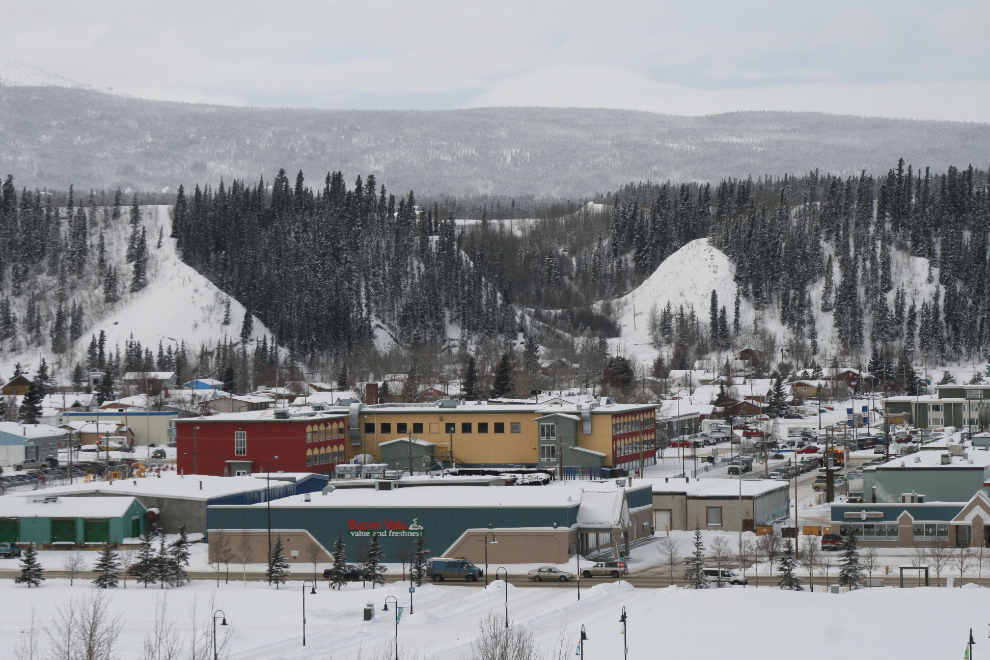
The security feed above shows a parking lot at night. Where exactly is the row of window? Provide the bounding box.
[612,416,655,435]
[364,421,521,435]
[306,424,345,443]
[306,447,344,466]
[539,444,557,461]
[836,522,950,542]
[615,436,656,456]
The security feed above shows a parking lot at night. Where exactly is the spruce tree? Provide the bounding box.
[240,306,253,343]
[491,353,514,398]
[222,299,231,325]
[682,528,709,589]
[329,531,348,590]
[837,531,862,589]
[130,227,148,292]
[92,542,121,588]
[154,532,171,589]
[401,365,419,402]
[462,356,479,400]
[267,535,290,588]
[776,540,802,590]
[15,543,44,587]
[337,365,348,389]
[17,380,43,424]
[411,532,429,586]
[363,533,387,588]
[132,526,158,587]
[168,524,191,586]
[97,372,115,405]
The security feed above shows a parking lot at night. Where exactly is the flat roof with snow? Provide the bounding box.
[871,449,990,470]
[248,484,588,509]
[37,473,298,502]
[650,477,789,498]
[0,495,141,518]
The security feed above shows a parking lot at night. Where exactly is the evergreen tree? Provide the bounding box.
[267,535,290,588]
[17,380,43,424]
[768,376,788,418]
[682,527,709,589]
[15,543,44,587]
[130,227,148,292]
[92,542,121,588]
[378,379,390,403]
[240,306,253,343]
[837,531,862,589]
[103,266,119,304]
[776,540,802,590]
[411,532,429,587]
[522,333,541,389]
[153,532,171,589]
[131,526,158,587]
[733,286,741,336]
[401,365,419,402]
[221,299,231,325]
[462,356,479,400]
[221,366,236,393]
[491,353,514,398]
[97,372,116,405]
[168,524,191,586]
[329,531,348,590]
[362,532,387,588]
[337,364,348,389]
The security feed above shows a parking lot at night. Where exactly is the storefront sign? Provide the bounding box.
[348,517,425,537]
[843,511,883,520]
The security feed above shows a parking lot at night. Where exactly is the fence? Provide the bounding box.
[562,467,620,481]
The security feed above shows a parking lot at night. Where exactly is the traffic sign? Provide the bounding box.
[408,587,415,593]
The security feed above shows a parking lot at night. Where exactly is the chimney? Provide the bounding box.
[366,382,379,405]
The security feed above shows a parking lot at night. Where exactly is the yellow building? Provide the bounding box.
[354,399,658,471]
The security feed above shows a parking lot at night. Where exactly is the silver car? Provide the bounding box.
[526,566,575,582]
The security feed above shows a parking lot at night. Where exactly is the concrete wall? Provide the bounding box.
[652,493,689,530]
[445,528,577,565]
[61,492,205,535]
[685,498,756,532]
[207,528,331,565]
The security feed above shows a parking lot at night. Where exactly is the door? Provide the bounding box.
[0,519,18,543]
[51,519,77,544]
[131,517,141,539]
[653,510,672,533]
[84,520,110,544]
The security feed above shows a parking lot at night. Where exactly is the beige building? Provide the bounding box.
[650,478,789,533]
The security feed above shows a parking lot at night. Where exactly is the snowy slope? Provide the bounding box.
[0,206,269,382]
[0,62,115,94]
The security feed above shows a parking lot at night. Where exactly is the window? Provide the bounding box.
[912,522,949,541]
[445,422,456,433]
[478,422,489,433]
[540,423,556,440]
[413,422,424,434]
[306,426,313,443]
[540,444,557,461]
[929,404,943,413]
[234,469,248,476]
[380,423,392,434]
[510,422,521,433]
[494,422,505,433]
[706,507,722,526]
[967,390,985,400]
[397,422,408,434]
[364,423,375,433]
[234,431,246,456]
[461,423,472,433]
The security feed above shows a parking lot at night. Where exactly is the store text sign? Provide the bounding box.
[348,518,424,537]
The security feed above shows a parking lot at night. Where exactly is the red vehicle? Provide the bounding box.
[668,440,691,448]
[796,445,821,454]
[821,534,842,551]
[743,429,765,438]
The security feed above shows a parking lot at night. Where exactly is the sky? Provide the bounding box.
[2,1,989,122]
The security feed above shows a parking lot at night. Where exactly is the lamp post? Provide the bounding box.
[619,607,628,660]
[302,580,317,646]
[383,596,399,660]
[266,455,279,582]
[212,610,227,660]
[568,541,582,600]
[484,532,497,586]
[496,567,508,628]
[194,425,199,474]
[577,624,588,660]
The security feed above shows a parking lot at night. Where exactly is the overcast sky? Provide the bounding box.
[3,1,989,122]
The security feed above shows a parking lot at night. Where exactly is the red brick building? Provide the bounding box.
[175,409,349,476]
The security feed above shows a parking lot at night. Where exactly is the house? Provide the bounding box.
[289,390,360,407]
[724,399,766,418]
[185,378,225,391]
[121,371,177,394]
[0,422,68,467]
[833,367,873,390]
[790,380,822,399]
[1,374,32,396]
[62,420,135,447]
[378,437,436,472]
[206,393,275,414]
[41,393,98,413]
[63,410,179,447]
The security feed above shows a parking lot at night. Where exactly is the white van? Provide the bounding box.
[702,568,748,585]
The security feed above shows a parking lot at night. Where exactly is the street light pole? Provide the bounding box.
[194,425,199,474]
[266,455,279,582]
[496,567,508,628]
[484,532,497,586]
[578,624,587,660]
[302,580,316,646]
[384,596,399,660]
[619,607,628,660]
[568,541,581,600]
[212,610,227,660]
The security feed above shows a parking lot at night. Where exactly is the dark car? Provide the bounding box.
[821,534,842,551]
[784,413,803,419]
[0,542,21,558]
[323,564,371,581]
[151,449,167,459]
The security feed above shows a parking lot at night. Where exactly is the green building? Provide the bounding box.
[379,437,435,472]
[862,448,990,503]
[0,495,145,546]
[882,383,990,431]
[535,412,606,470]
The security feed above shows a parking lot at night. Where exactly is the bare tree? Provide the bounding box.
[978,544,986,583]
[14,607,40,660]
[821,552,832,589]
[237,532,252,585]
[928,542,952,586]
[60,552,84,587]
[45,591,123,660]
[305,536,324,583]
[801,536,821,592]
[739,540,755,585]
[471,611,537,660]
[709,536,732,587]
[912,545,928,572]
[118,549,136,588]
[862,546,879,585]
[657,536,681,586]
[750,537,765,587]
[756,530,782,584]
[951,545,974,586]
[188,593,232,660]
[394,535,415,582]
[142,595,184,660]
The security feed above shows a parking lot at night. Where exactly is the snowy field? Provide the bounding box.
[3,577,989,660]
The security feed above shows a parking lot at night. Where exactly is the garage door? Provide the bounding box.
[0,519,18,543]
[51,519,77,544]
[84,520,110,544]
[653,510,672,533]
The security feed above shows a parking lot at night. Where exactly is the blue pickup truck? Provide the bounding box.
[0,543,21,558]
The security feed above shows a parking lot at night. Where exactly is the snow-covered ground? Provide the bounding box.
[2,576,988,660]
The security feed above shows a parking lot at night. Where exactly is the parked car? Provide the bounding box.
[783,413,803,419]
[323,564,372,581]
[669,440,691,448]
[821,534,842,551]
[0,542,21,558]
[581,561,627,578]
[527,566,575,582]
[796,445,821,454]
[428,557,482,582]
[702,568,748,585]
[151,449,167,459]
[769,471,786,480]
[847,492,864,503]
[812,475,829,491]
[13,456,58,471]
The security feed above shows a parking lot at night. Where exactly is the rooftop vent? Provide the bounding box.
[273,409,290,419]
[438,400,458,408]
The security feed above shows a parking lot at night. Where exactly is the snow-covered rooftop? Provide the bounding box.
[38,472,295,502]
[0,494,140,518]
[183,408,348,423]
[252,484,587,509]
[649,477,789,498]
[379,437,435,447]
[0,421,68,439]
[872,448,990,470]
